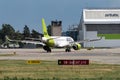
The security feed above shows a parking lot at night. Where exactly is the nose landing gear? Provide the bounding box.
[65,47,71,52]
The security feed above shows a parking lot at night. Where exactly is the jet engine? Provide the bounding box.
[72,43,81,50]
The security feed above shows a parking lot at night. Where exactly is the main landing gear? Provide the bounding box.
[43,46,51,52]
[65,47,71,52]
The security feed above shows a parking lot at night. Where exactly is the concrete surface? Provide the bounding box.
[0,48,120,64]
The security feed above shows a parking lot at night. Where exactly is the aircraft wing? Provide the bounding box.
[5,35,45,46]
[75,37,102,44]
[25,37,42,41]
[5,36,22,42]
[21,40,45,45]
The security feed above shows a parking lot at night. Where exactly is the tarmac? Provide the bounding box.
[0,48,120,64]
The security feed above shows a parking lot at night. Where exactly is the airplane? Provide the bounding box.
[5,18,102,52]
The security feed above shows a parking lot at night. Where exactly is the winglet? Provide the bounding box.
[5,35,11,41]
[42,18,50,38]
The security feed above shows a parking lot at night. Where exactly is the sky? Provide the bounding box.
[0,0,120,33]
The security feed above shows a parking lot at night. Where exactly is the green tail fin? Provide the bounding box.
[42,18,50,38]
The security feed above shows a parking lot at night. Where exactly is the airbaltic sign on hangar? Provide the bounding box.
[78,9,120,47]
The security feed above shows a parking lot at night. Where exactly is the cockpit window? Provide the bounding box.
[66,38,73,42]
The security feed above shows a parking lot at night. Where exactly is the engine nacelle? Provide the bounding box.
[42,37,55,47]
[72,43,81,50]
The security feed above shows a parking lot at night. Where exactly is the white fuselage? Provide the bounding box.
[42,36,74,47]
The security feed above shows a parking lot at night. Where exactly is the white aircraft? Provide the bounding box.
[5,18,102,52]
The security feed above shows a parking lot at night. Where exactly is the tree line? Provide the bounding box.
[0,24,42,45]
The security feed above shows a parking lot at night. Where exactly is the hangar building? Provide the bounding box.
[78,9,120,47]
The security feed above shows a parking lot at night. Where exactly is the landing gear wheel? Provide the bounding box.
[65,48,71,52]
[43,46,51,52]
[47,48,51,52]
